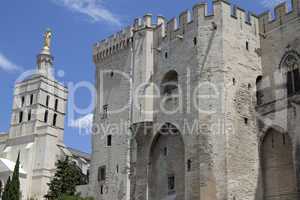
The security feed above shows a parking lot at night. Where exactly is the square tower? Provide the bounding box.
[0,30,68,200]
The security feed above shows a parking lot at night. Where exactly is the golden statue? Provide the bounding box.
[43,29,52,50]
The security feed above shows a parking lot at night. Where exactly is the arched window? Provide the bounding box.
[53,113,57,126]
[54,99,58,111]
[161,70,179,96]
[256,76,263,105]
[280,51,300,96]
[44,110,48,123]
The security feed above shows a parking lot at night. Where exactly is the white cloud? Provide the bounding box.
[51,0,121,26]
[261,0,286,9]
[70,113,94,130]
[0,53,22,72]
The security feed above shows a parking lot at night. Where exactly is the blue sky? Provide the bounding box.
[0,0,288,153]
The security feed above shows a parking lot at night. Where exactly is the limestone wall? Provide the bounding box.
[89,0,300,200]
[222,2,262,200]
[91,35,133,199]
[257,1,300,198]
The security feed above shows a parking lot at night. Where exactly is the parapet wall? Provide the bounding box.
[258,0,300,34]
[154,0,258,41]
[93,0,261,63]
[93,26,134,63]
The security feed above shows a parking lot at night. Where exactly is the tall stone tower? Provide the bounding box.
[89,1,262,200]
[88,1,300,200]
[0,30,68,199]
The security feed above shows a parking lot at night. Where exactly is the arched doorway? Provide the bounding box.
[148,123,185,200]
[261,129,297,199]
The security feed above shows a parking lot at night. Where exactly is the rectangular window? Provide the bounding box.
[107,135,112,146]
[168,175,175,194]
[287,69,300,96]
[54,99,58,111]
[246,41,249,51]
[256,88,263,106]
[257,91,263,105]
[100,185,104,194]
[98,166,106,182]
[46,95,50,107]
[53,114,57,126]
[44,110,48,123]
[28,110,32,121]
[163,147,168,156]
[256,77,262,96]
[30,94,34,105]
[293,69,300,93]
[187,159,192,172]
[287,71,293,96]
[102,105,108,119]
[21,96,25,107]
[19,111,23,123]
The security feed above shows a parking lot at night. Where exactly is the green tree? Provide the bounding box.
[2,176,11,200]
[2,153,21,200]
[9,152,21,200]
[0,178,3,198]
[45,157,87,200]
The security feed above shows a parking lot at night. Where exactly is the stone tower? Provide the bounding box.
[89,0,262,199]
[88,0,300,200]
[0,30,68,199]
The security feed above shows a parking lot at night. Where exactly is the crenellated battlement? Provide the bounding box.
[93,13,158,63]
[231,5,257,25]
[93,26,134,63]
[154,0,258,41]
[93,0,261,63]
[258,0,300,34]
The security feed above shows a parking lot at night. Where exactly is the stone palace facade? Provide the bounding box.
[82,0,300,200]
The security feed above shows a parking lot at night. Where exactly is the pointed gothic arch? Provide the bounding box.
[148,123,185,200]
[261,128,298,199]
[279,50,300,96]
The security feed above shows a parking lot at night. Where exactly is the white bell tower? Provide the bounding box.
[0,29,68,200]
